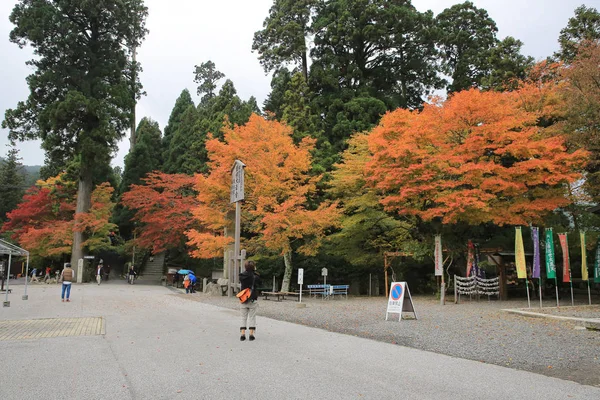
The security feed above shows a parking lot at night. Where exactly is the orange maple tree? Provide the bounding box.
[186,114,340,292]
[365,88,588,226]
[2,175,116,258]
[121,172,199,253]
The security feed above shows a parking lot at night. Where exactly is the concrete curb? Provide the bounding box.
[502,308,600,330]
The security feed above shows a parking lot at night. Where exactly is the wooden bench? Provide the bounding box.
[262,291,300,301]
[330,285,349,299]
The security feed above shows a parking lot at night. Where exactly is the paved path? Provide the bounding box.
[1,282,599,400]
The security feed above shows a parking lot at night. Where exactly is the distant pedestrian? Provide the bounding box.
[60,263,74,302]
[30,267,39,283]
[239,260,261,341]
[96,262,103,285]
[44,266,52,283]
[187,271,197,294]
[127,264,136,284]
[183,274,190,292]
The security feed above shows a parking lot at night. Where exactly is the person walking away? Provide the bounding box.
[127,264,136,284]
[188,271,197,293]
[96,262,103,285]
[60,263,74,302]
[30,267,38,283]
[239,260,261,341]
[44,266,52,283]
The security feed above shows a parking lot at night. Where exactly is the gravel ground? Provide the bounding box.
[527,304,600,319]
[177,290,600,387]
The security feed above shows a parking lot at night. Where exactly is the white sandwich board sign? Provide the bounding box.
[385,282,418,321]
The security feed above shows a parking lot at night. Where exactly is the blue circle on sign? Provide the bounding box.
[391,284,403,300]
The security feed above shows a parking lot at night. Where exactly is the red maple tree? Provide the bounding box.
[121,172,199,253]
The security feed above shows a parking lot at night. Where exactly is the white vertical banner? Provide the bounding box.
[297,268,304,303]
[434,235,443,276]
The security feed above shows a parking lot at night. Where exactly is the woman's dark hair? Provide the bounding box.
[245,260,256,271]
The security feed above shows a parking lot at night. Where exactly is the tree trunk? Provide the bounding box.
[301,51,308,83]
[280,250,293,293]
[70,168,93,278]
[129,45,137,151]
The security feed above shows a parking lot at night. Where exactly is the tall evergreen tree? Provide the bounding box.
[162,89,194,167]
[482,37,535,91]
[120,118,162,192]
[163,105,201,174]
[435,1,498,93]
[556,5,600,62]
[3,1,148,267]
[264,68,293,119]
[163,78,260,175]
[252,0,316,81]
[306,0,441,151]
[193,61,225,104]
[0,147,25,222]
[312,0,440,109]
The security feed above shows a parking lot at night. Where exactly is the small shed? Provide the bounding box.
[481,247,534,300]
[0,239,30,307]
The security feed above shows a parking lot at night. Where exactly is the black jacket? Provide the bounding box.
[239,270,261,302]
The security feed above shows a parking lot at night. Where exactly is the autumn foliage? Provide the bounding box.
[2,176,116,258]
[121,172,199,253]
[187,114,340,259]
[365,88,588,226]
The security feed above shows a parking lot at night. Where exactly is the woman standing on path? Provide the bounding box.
[96,261,103,285]
[239,260,261,341]
[60,263,74,302]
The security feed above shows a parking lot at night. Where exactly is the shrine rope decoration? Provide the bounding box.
[455,275,500,299]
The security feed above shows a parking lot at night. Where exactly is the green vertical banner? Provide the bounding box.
[515,227,527,279]
[545,228,556,279]
[581,232,588,281]
[594,242,600,284]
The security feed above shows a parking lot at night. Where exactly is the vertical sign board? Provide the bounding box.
[297,268,304,303]
[230,160,246,204]
[322,267,327,286]
[385,282,418,321]
[434,235,443,276]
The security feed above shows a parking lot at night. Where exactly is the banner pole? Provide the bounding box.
[587,280,591,305]
[440,276,445,306]
[525,277,531,308]
[555,277,559,308]
[539,277,542,309]
[570,281,574,306]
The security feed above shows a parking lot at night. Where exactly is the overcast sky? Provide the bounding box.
[0,0,597,168]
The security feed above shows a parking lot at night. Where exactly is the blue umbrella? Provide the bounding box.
[177,269,194,275]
